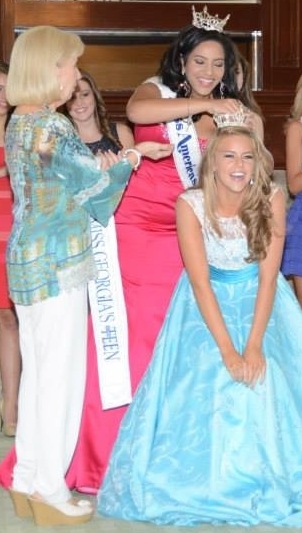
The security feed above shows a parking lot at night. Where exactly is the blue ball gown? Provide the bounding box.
[98,188,302,527]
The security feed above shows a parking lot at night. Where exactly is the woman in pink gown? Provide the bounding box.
[63,121,187,493]
[64,19,248,493]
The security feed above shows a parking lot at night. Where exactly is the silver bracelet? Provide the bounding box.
[123,148,142,171]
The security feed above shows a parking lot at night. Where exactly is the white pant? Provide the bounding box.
[13,287,88,504]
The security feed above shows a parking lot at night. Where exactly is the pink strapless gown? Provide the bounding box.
[66,123,185,493]
[0,124,203,493]
[0,146,13,308]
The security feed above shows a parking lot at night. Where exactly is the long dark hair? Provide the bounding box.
[235,51,263,118]
[158,26,239,99]
[60,69,122,150]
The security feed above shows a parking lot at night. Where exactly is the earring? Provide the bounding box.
[220,81,225,99]
[178,74,191,97]
[249,178,254,185]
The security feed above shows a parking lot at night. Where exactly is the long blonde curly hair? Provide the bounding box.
[197,126,274,262]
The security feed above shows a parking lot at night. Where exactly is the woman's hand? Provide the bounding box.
[243,110,256,131]
[221,347,246,382]
[134,141,173,161]
[243,110,264,140]
[242,347,266,388]
[96,150,121,171]
[96,142,173,173]
[207,98,243,116]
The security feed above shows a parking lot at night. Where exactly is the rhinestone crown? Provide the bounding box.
[213,106,248,129]
[192,5,230,33]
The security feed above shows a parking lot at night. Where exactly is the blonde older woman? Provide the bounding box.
[1,25,172,526]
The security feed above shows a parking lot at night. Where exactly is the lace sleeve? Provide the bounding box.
[270,182,284,201]
[179,189,205,227]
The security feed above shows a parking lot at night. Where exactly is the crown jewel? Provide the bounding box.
[213,105,248,129]
[192,5,230,33]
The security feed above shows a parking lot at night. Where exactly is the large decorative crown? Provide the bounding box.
[213,106,248,129]
[192,5,230,33]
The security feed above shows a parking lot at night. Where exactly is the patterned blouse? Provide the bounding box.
[5,108,131,305]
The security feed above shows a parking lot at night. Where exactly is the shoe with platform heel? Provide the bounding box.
[28,496,94,526]
[9,489,32,518]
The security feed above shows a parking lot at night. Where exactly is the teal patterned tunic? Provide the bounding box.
[5,108,132,305]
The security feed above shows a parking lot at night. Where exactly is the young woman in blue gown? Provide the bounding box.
[97,122,302,527]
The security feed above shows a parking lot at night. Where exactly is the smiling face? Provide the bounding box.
[213,133,255,197]
[183,40,225,98]
[66,78,95,124]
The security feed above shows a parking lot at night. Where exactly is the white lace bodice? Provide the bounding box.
[180,189,250,270]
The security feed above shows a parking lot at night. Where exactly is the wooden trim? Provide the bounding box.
[14,2,261,32]
[0,0,15,61]
[1,0,298,169]
[257,91,294,169]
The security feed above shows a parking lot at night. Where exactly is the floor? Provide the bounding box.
[1,431,301,533]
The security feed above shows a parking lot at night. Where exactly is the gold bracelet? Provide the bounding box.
[123,148,142,171]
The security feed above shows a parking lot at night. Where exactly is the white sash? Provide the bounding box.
[88,216,132,410]
[146,76,202,188]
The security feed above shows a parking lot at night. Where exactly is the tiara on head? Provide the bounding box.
[192,5,230,33]
[213,105,249,129]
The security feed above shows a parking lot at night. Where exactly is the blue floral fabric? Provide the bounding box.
[5,109,131,305]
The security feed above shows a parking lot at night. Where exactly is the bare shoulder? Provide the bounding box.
[116,121,133,136]
[270,184,286,212]
[176,192,194,216]
[176,192,203,235]
[115,122,135,148]
[129,80,162,101]
[176,189,203,219]
[176,194,189,212]
[286,119,302,138]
